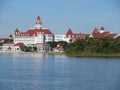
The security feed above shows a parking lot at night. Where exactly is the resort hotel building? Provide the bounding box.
[13,16,119,46]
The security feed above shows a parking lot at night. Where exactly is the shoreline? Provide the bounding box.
[66,53,120,58]
[0,51,120,58]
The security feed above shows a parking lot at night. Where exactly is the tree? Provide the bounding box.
[65,37,120,54]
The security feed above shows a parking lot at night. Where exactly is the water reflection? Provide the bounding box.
[0,54,120,90]
[10,53,71,90]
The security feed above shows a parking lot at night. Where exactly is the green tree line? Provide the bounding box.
[66,36,120,54]
[20,46,37,52]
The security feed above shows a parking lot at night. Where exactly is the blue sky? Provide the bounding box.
[0,0,120,37]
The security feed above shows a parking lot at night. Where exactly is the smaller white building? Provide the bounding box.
[2,42,25,52]
[53,44,64,52]
[54,34,65,42]
[54,34,74,43]
[36,43,51,52]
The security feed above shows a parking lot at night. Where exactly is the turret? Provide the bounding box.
[100,26,105,33]
[35,16,42,29]
[66,28,73,38]
[9,34,13,39]
[15,28,19,34]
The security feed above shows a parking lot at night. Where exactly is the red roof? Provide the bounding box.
[0,38,4,41]
[15,42,25,46]
[92,31,110,38]
[0,38,8,41]
[66,28,90,39]
[14,16,53,37]
[15,28,53,36]
[92,28,99,35]
[36,16,42,24]
[92,27,107,37]
[15,28,19,33]
[107,33,118,38]
[0,40,4,42]
[27,28,53,34]
[4,42,14,44]
[66,28,73,35]
[91,27,118,38]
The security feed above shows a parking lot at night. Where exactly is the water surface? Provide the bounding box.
[0,53,120,90]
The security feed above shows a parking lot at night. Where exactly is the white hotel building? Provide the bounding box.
[14,16,54,46]
[14,16,116,46]
[14,16,74,46]
[6,16,119,52]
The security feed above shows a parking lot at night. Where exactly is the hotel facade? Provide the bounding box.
[13,16,120,47]
[14,16,54,46]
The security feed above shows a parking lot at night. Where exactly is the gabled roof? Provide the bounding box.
[15,42,25,46]
[66,28,73,35]
[4,42,14,44]
[81,34,90,37]
[66,28,90,39]
[15,28,53,36]
[107,33,118,38]
[27,28,53,35]
[92,31,110,38]
[92,28,99,34]
[14,16,53,37]
[15,28,19,32]
[91,27,119,38]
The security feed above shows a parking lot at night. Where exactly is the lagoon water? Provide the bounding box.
[0,53,120,90]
